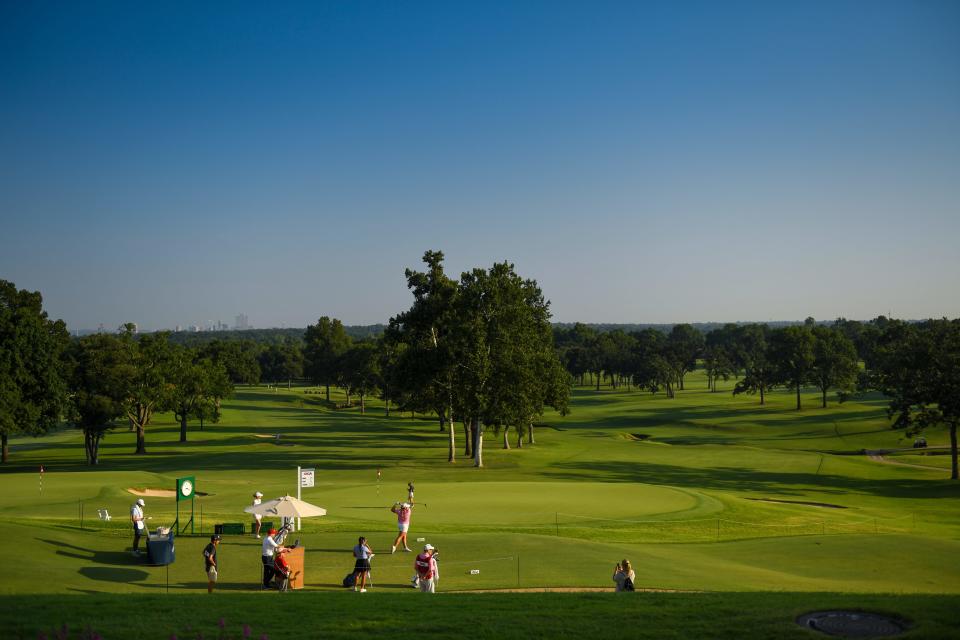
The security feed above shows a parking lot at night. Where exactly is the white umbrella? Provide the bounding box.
[244,495,327,518]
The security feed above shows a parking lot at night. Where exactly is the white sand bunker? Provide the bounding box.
[128,488,176,497]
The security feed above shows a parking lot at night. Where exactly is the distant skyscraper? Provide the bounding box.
[234,313,250,330]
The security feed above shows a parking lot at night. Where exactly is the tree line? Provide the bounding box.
[1,268,958,477]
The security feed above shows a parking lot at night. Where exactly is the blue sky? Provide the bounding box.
[2,1,958,330]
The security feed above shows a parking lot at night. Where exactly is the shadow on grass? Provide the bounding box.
[542,461,957,499]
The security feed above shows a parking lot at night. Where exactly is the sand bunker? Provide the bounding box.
[128,488,176,497]
[127,488,208,497]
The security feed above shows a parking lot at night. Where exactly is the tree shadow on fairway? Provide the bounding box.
[78,566,150,583]
[542,461,956,499]
[38,538,143,567]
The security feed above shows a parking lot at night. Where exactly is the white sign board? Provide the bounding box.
[300,468,315,488]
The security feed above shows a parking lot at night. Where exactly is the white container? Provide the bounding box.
[470,569,480,575]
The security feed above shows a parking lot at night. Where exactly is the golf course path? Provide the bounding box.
[866,454,943,471]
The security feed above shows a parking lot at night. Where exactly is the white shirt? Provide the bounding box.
[261,535,279,557]
[131,505,144,530]
[252,498,262,521]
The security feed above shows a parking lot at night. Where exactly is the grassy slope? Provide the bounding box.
[1,373,959,637]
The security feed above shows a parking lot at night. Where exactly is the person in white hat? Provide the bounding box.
[130,498,146,556]
[252,491,264,538]
[414,544,439,593]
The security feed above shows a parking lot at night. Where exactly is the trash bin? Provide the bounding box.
[146,529,175,566]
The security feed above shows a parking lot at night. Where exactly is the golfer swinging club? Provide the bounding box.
[390,501,413,553]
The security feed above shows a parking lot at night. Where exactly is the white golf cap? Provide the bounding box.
[254,491,263,497]
[424,543,434,551]
[136,498,145,506]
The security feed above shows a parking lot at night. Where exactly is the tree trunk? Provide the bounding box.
[385,397,390,418]
[595,372,600,391]
[473,417,483,468]
[517,429,523,448]
[796,382,802,411]
[128,416,135,432]
[325,383,330,402]
[439,410,446,432]
[85,431,100,465]
[179,413,188,442]
[136,424,146,454]
[447,410,455,463]
[360,390,365,414]
[760,384,765,406]
[822,386,828,408]
[502,427,510,449]
[528,422,535,445]
[679,374,685,391]
[199,416,204,431]
[463,421,472,458]
[1,433,7,463]
[950,422,958,481]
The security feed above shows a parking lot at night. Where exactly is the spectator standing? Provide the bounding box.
[414,544,439,593]
[612,559,636,592]
[260,528,285,589]
[390,502,413,553]
[252,491,264,538]
[352,536,374,593]
[203,534,221,593]
[130,498,146,556]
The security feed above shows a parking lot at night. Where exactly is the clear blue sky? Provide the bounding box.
[2,0,958,330]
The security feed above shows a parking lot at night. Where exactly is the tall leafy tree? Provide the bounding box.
[732,324,776,405]
[809,326,859,408]
[119,328,172,455]
[340,342,380,414]
[0,280,68,463]
[304,317,352,401]
[64,333,127,465]
[629,329,675,397]
[258,339,303,386]
[168,347,207,443]
[199,339,261,384]
[872,319,960,479]
[703,324,738,392]
[665,324,704,391]
[387,250,461,461]
[770,325,815,411]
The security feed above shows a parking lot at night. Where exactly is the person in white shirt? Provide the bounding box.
[260,528,285,589]
[130,499,145,556]
[252,491,263,538]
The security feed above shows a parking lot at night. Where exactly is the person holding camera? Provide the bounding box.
[613,559,635,592]
[352,536,374,593]
[390,502,413,553]
[414,544,439,593]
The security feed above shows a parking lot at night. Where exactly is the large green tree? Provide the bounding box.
[809,326,859,408]
[304,317,352,401]
[665,324,704,391]
[0,280,68,463]
[340,342,380,414]
[872,319,960,479]
[770,325,815,411]
[388,250,461,461]
[732,324,776,405]
[119,328,173,454]
[64,333,127,465]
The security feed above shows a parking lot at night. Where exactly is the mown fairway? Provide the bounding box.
[1,372,959,638]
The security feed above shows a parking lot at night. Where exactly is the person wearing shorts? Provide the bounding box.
[391,502,412,553]
[204,534,221,593]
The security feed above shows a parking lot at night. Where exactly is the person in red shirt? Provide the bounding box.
[273,548,292,590]
[414,544,439,593]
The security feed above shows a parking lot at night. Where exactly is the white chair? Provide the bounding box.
[98,509,111,521]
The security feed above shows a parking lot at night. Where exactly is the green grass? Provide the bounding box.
[1,372,959,638]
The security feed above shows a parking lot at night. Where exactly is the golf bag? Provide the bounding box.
[273,553,292,591]
[342,572,356,588]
